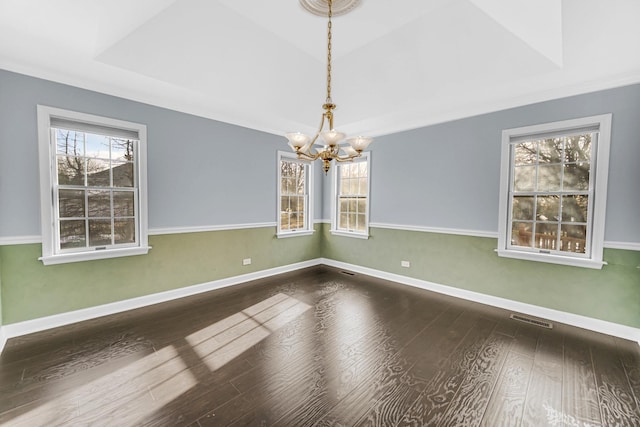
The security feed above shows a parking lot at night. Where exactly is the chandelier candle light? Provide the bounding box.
[286,0,373,174]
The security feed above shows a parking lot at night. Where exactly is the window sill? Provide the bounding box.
[496,249,605,269]
[40,246,151,265]
[330,230,370,240]
[276,230,315,239]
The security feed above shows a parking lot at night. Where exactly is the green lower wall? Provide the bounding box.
[0,249,3,327]
[322,224,640,329]
[0,225,321,324]
[1,223,639,330]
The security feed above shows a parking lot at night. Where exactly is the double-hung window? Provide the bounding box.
[37,106,149,265]
[497,114,611,269]
[331,153,370,238]
[277,152,313,237]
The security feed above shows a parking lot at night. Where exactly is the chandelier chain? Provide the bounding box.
[286,0,372,175]
[326,0,333,103]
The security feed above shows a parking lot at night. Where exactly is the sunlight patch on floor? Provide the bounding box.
[186,293,312,371]
[7,345,196,426]
[544,402,594,427]
[5,293,311,426]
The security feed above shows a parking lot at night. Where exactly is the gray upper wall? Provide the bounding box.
[350,83,639,244]
[1,69,639,244]
[0,69,324,237]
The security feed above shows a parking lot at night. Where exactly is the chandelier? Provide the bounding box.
[285,0,373,174]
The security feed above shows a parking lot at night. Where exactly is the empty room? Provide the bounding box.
[0,0,639,426]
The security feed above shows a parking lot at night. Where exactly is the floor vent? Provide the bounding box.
[510,314,553,329]
[340,271,356,276]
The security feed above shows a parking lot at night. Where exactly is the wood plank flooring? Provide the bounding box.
[1,266,639,426]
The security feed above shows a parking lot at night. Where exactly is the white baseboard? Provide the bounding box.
[0,326,6,354]
[2,257,638,355]
[320,258,640,345]
[0,259,322,353]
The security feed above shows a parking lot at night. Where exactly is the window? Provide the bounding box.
[277,152,313,237]
[497,114,611,269]
[37,106,149,265]
[332,153,370,238]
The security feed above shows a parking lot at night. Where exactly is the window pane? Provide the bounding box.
[57,156,86,185]
[293,212,305,229]
[348,198,357,212]
[538,139,563,163]
[561,195,588,222]
[290,213,299,229]
[89,219,112,246]
[280,212,290,230]
[114,219,136,244]
[356,214,366,232]
[535,223,558,250]
[88,190,111,217]
[560,224,587,254]
[296,169,306,194]
[280,161,290,178]
[358,178,368,196]
[564,134,591,162]
[86,159,111,187]
[537,165,562,191]
[281,196,291,211]
[59,189,85,218]
[114,191,135,217]
[511,222,533,248]
[512,196,534,221]
[563,163,590,191]
[340,199,349,214]
[514,142,536,166]
[296,196,305,212]
[513,166,535,191]
[112,162,134,188]
[340,177,350,194]
[111,138,135,162]
[348,213,357,230]
[56,130,84,156]
[350,178,359,195]
[59,220,86,249]
[341,165,350,179]
[85,133,110,159]
[358,162,367,177]
[339,212,348,229]
[536,195,560,222]
[357,199,366,214]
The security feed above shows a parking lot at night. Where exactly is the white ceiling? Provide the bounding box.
[1,0,639,138]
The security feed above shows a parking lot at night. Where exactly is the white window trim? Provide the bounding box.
[331,152,371,239]
[497,114,612,269]
[276,151,314,238]
[37,105,150,265]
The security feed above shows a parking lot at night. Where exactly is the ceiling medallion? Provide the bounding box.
[299,0,361,17]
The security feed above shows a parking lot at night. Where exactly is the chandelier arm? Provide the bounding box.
[308,110,328,148]
[297,151,320,161]
[334,152,362,162]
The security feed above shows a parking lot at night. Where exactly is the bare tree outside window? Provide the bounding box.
[280,160,307,230]
[55,129,137,250]
[511,134,592,254]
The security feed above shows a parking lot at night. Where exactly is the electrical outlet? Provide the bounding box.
[243,258,252,266]
[401,260,410,268]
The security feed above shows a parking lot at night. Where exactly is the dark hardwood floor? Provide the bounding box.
[1,266,639,426]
